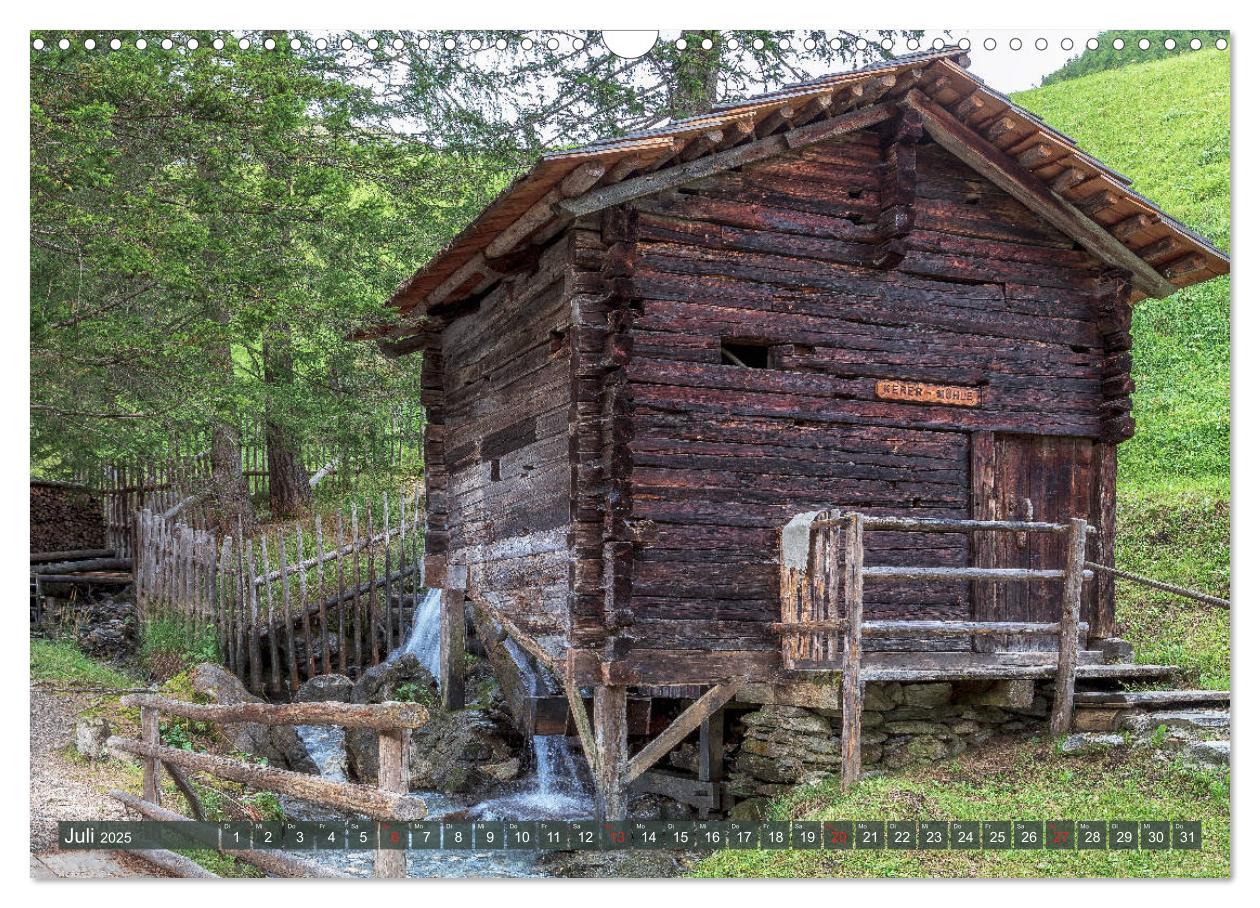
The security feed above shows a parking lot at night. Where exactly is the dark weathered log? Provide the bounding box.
[29,548,115,563]
[439,585,467,711]
[141,706,161,805]
[119,694,429,729]
[31,557,131,575]
[904,90,1175,298]
[110,790,350,878]
[819,515,1070,533]
[559,104,899,219]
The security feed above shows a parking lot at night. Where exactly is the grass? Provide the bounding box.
[31,638,141,688]
[692,737,1228,878]
[1015,48,1231,685]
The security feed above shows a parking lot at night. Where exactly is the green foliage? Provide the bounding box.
[692,741,1228,877]
[140,617,218,681]
[30,638,139,687]
[393,680,436,707]
[1041,32,1229,86]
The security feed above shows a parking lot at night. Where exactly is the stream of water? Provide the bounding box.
[291,587,592,876]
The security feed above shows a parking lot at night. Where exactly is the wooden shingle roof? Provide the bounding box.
[378,48,1228,337]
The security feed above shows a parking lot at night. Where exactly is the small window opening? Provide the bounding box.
[721,340,771,369]
[549,327,567,353]
[490,459,501,482]
[847,188,863,200]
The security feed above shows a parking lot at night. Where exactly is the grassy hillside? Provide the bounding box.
[1015,50,1231,687]
[1040,31,1229,87]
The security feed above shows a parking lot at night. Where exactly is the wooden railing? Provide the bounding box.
[780,510,1091,787]
[107,695,428,878]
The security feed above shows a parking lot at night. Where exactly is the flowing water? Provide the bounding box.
[291,588,592,876]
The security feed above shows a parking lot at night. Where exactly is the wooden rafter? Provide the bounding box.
[903,90,1177,298]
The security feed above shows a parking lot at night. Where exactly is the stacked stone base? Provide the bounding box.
[729,680,1053,800]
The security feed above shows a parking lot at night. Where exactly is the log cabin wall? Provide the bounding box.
[428,238,575,637]
[621,125,1125,659]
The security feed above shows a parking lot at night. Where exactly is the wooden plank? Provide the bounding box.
[1051,518,1088,735]
[439,587,467,710]
[141,706,161,805]
[563,677,601,780]
[840,514,864,787]
[625,678,743,784]
[864,566,1089,581]
[558,103,899,219]
[904,90,1176,298]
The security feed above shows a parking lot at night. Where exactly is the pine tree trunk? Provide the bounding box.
[209,420,256,538]
[263,329,312,520]
[670,30,723,118]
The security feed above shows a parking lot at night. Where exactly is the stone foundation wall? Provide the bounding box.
[728,680,1054,800]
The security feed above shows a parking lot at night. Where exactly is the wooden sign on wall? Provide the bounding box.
[875,379,980,407]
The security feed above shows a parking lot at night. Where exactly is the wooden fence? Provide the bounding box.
[134,486,426,696]
[109,694,428,878]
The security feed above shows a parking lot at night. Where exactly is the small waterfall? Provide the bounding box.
[471,639,592,819]
[392,587,443,679]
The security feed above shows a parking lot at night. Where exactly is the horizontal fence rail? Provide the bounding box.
[780,510,1092,788]
[109,696,427,878]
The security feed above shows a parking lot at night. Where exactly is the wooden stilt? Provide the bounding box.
[699,708,725,784]
[1051,517,1088,736]
[840,513,865,787]
[439,566,467,710]
[593,684,628,821]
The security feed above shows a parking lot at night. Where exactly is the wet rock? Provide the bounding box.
[628,793,695,821]
[189,663,317,773]
[350,654,436,705]
[1059,733,1124,754]
[297,673,353,703]
[480,757,521,783]
[75,717,111,760]
[346,707,518,795]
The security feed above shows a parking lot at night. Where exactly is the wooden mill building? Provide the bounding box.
[372,48,1229,817]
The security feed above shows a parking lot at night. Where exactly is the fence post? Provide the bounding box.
[840,512,865,788]
[439,566,468,711]
[141,705,162,805]
[1051,517,1088,736]
[374,728,410,879]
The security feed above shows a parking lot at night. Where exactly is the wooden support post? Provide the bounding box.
[439,566,467,711]
[698,709,725,784]
[141,705,161,805]
[625,678,743,785]
[1051,517,1088,736]
[593,684,628,821]
[840,513,865,787]
[374,728,410,878]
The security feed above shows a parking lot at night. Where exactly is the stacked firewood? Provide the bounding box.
[30,481,105,552]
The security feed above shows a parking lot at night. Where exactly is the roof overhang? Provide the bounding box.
[368,47,1228,343]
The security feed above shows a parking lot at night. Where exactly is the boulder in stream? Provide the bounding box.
[189,663,318,773]
[297,673,354,703]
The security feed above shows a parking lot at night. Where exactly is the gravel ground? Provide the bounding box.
[29,687,131,852]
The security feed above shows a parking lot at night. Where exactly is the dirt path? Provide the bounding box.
[28,687,167,877]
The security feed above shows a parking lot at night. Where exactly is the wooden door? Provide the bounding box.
[972,432,1095,651]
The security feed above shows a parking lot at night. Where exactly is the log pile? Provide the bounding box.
[29,481,105,553]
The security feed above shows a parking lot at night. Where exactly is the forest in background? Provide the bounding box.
[30,29,910,534]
